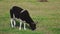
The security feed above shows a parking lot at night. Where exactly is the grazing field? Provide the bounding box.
[0,0,60,34]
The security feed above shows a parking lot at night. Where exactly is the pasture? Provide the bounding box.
[0,0,60,34]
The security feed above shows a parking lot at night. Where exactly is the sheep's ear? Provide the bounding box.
[34,21,38,24]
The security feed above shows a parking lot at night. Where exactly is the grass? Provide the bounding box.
[0,0,60,34]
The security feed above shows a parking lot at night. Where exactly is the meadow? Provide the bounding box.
[0,0,60,34]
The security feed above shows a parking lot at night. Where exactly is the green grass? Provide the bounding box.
[0,0,60,34]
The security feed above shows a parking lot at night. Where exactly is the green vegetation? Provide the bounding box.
[0,0,60,34]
